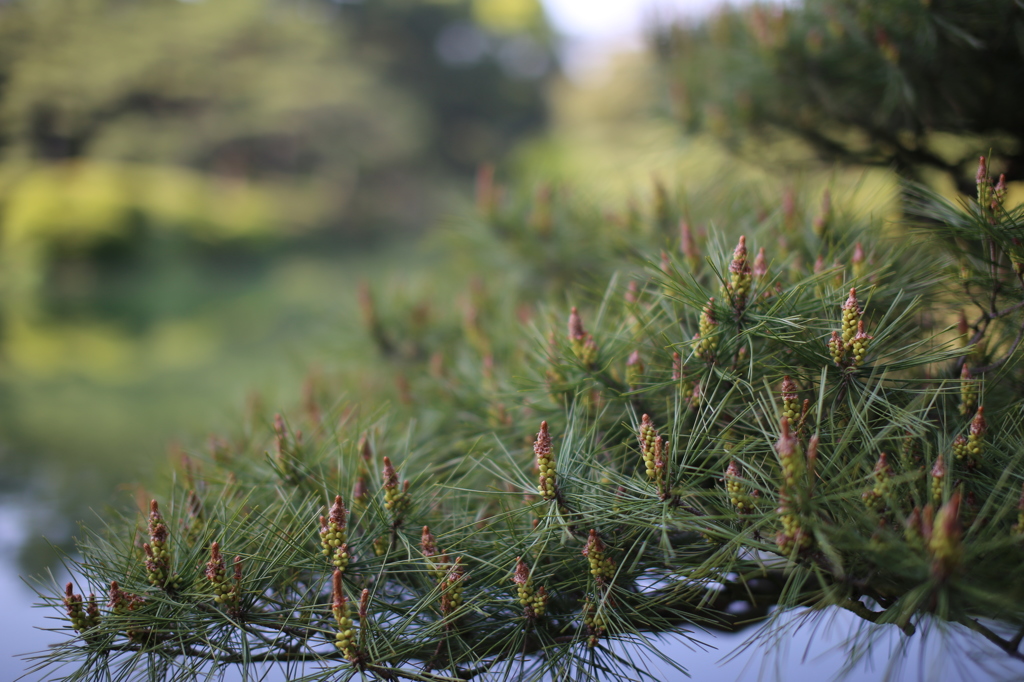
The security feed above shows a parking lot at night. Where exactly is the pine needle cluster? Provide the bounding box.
[655,0,1024,191]
[26,157,1024,681]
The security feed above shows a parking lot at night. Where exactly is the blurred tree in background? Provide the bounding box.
[657,0,1024,192]
[341,0,553,172]
[0,0,554,288]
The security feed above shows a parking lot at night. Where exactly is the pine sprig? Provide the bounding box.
[26,158,1024,680]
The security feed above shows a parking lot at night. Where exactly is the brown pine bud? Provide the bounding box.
[568,307,598,366]
[358,433,373,461]
[753,247,768,277]
[383,457,398,490]
[421,526,437,558]
[359,588,370,620]
[725,236,752,311]
[680,220,698,268]
[930,455,946,502]
[776,416,804,488]
[852,242,865,279]
[806,434,819,485]
[382,457,411,518]
[535,421,556,501]
[781,376,800,424]
[929,492,962,581]
[568,307,585,343]
[966,406,986,462]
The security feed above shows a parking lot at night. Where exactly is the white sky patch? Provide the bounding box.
[539,0,733,79]
[541,0,723,41]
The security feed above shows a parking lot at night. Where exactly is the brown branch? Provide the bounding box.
[953,301,1024,376]
[87,642,485,679]
[957,616,1024,663]
[1010,624,1024,651]
[838,598,915,636]
[970,317,1024,374]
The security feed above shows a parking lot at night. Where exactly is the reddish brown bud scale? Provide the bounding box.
[332,569,345,613]
[781,376,798,402]
[513,557,530,586]
[568,307,585,342]
[358,434,373,461]
[726,236,752,311]
[930,455,947,502]
[776,417,797,458]
[421,526,437,558]
[730,236,747,269]
[680,220,697,263]
[806,434,819,473]
[359,589,370,620]
[149,500,167,543]
[535,421,556,500]
[353,477,368,504]
[753,247,767,277]
[382,457,398,490]
[108,581,122,609]
[206,542,223,582]
[843,288,859,312]
[874,452,890,475]
[970,406,987,437]
[583,528,604,557]
[329,495,347,529]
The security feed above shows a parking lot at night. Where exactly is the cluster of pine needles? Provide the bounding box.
[25,159,1024,681]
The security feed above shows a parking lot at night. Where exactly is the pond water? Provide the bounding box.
[0,246,385,679]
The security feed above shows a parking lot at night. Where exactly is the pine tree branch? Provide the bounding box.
[838,599,915,637]
[956,617,1024,663]
[971,317,1024,374]
[1010,625,1024,651]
